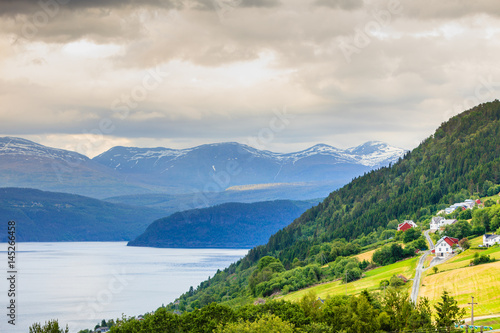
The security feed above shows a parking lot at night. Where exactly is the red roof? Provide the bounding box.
[397,222,414,232]
[443,236,459,247]
[476,199,482,204]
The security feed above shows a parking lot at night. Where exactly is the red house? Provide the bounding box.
[397,220,417,232]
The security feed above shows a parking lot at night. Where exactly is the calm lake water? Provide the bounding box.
[0,242,248,333]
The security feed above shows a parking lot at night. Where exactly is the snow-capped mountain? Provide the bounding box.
[0,137,406,198]
[0,137,155,198]
[93,141,406,188]
[0,137,88,163]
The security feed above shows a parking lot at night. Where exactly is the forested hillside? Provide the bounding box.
[173,101,500,310]
[255,101,500,263]
[128,200,317,248]
[0,188,168,242]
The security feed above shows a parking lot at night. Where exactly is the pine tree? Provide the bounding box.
[434,291,465,332]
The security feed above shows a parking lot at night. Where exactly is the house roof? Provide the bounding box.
[484,234,500,240]
[444,237,459,246]
[436,236,459,247]
[398,221,416,230]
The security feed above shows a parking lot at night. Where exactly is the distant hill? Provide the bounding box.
[128,200,317,248]
[0,188,169,242]
[93,141,406,190]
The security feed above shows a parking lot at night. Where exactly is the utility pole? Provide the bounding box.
[468,296,478,332]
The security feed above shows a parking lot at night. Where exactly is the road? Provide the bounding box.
[410,230,434,303]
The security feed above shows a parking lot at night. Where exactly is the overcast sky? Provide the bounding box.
[1,0,500,157]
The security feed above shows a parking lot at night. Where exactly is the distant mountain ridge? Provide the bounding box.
[94,141,403,169]
[92,141,406,189]
[0,137,406,198]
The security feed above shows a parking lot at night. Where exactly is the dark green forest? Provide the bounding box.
[0,188,168,242]
[128,200,317,248]
[40,290,465,333]
[171,101,500,310]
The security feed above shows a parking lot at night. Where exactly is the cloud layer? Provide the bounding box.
[1,0,500,157]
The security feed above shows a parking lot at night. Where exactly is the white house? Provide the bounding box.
[430,217,444,229]
[432,236,459,257]
[444,200,476,214]
[483,234,500,247]
[430,217,457,229]
[95,328,109,333]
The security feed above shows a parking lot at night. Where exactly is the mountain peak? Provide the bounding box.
[0,136,89,162]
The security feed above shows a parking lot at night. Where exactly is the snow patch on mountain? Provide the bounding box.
[0,137,88,162]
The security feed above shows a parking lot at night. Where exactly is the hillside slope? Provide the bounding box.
[173,101,500,309]
[128,200,317,248]
[256,101,500,263]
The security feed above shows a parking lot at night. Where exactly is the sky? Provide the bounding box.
[1,0,500,157]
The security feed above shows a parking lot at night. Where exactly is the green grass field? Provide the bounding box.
[434,240,500,273]
[283,256,419,302]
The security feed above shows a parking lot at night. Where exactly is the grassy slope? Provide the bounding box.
[283,256,419,302]
[354,249,377,262]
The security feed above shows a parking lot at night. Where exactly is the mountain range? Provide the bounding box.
[0,137,406,199]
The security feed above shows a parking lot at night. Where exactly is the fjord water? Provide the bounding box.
[0,242,248,333]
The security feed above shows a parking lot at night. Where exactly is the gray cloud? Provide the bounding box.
[314,0,364,11]
[0,0,183,15]
[0,0,279,16]
[2,0,500,156]
[401,0,500,20]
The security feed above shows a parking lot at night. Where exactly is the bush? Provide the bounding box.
[485,199,496,207]
[372,243,415,266]
[389,275,406,287]
[458,238,470,250]
[471,253,495,266]
[379,279,390,289]
[487,184,500,196]
[216,314,294,333]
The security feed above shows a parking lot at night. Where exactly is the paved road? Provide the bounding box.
[410,230,434,303]
[425,229,435,250]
